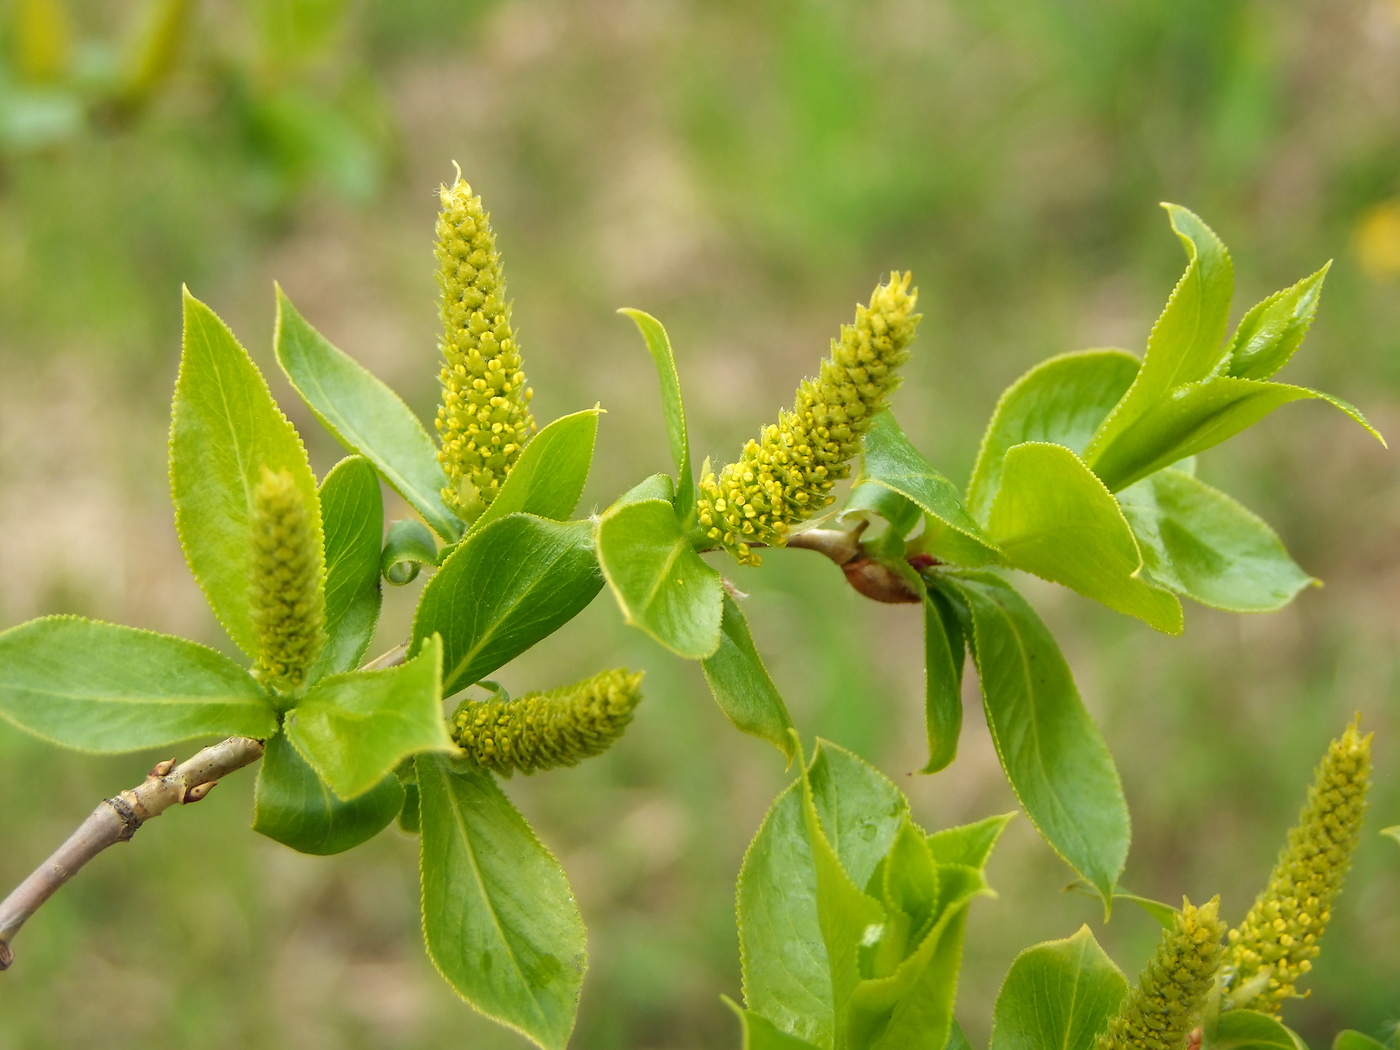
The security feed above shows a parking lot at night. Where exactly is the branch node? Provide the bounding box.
[105,796,144,842]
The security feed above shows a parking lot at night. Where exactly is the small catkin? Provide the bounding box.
[1096,898,1226,1050]
[250,466,326,692]
[450,669,644,776]
[434,175,534,523]
[696,271,920,566]
[1225,720,1372,1015]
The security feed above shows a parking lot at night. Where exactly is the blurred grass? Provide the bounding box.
[1,0,1399,1047]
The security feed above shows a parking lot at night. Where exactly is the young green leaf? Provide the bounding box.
[273,286,463,541]
[966,349,1141,523]
[1383,826,1400,848]
[595,498,724,659]
[1206,1010,1299,1050]
[989,927,1128,1050]
[1062,880,1179,930]
[251,732,404,856]
[844,480,924,548]
[701,593,797,759]
[946,572,1130,904]
[471,407,600,533]
[0,616,275,752]
[1116,468,1313,612]
[920,589,966,774]
[417,753,587,1050]
[618,309,696,521]
[381,519,439,585]
[415,514,604,696]
[986,442,1182,634]
[948,1021,973,1050]
[171,290,324,659]
[1225,264,1329,381]
[726,1000,824,1050]
[609,471,676,510]
[1084,204,1234,465]
[738,743,908,1048]
[860,412,1003,567]
[925,813,1015,870]
[1088,378,1383,493]
[308,456,383,681]
[284,634,452,800]
[1333,1032,1390,1050]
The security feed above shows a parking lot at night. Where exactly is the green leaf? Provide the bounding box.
[171,290,324,658]
[1117,468,1313,612]
[926,813,1015,870]
[609,471,675,509]
[989,926,1128,1050]
[309,456,383,681]
[738,742,908,1048]
[595,497,724,659]
[414,514,604,696]
[0,616,276,752]
[1333,1033,1390,1050]
[417,754,586,1050]
[726,1000,824,1050]
[618,309,696,521]
[1063,880,1179,929]
[1226,265,1329,381]
[1084,204,1234,465]
[860,412,1003,567]
[966,349,1142,523]
[284,634,452,799]
[381,519,439,586]
[1207,1010,1299,1050]
[701,593,797,758]
[920,589,966,774]
[948,1021,973,1050]
[251,732,403,855]
[844,481,924,540]
[1383,826,1400,847]
[273,286,462,541]
[472,408,600,533]
[1088,377,1384,493]
[399,782,421,834]
[986,442,1182,634]
[946,572,1130,904]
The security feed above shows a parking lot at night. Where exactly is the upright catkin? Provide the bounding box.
[1095,898,1226,1050]
[434,175,534,523]
[450,669,643,776]
[697,272,919,566]
[1224,720,1371,1015]
[250,466,325,692]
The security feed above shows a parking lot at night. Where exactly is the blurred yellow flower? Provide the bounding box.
[1353,199,1400,281]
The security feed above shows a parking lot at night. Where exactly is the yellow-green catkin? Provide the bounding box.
[450,669,643,776]
[1225,720,1372,1015]
[1096,898,1226,1050]
[250,466,326,693]
[696,271,920,566]
[434,175,534,523]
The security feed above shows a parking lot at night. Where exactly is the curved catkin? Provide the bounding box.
[434,175,535,524]
[1096,898,1226,1050]
[697,272,920,566]
[1225,720,1371,1014]
[450,669,644,776]
[250,466,326,693]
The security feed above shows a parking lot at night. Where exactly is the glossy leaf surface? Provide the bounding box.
[473,408,600,533]
[1207,1010,1299,1050]
[310,456,383,681]
[0,616,275,752]
[171,290,323,658]
[1225,265,1328,381]
[251,732,403,856]
[595,497,723,659]
[274,286,462,540]
[381,519,439,586]
[926,813,1015,869]
[418,754,586,1050]
[619,309,696,520]
[701,593,797,758]
[989,926,1127,1050]
[415,514,604,695]
[920,589,965,774]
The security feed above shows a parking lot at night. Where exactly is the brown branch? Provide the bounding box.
[0,735,265,971]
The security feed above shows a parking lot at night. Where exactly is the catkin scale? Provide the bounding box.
[249,466,326,693]
[434,176,534,523]
[697,272,920,566]
[1224,721,1371,1014]
[450,669,643,776]
[1095,898,1226,1050]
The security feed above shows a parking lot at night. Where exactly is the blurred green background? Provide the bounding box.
[0,0,1397,1046]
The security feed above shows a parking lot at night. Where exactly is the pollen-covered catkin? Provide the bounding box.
[434,175,534,523]
[1096,898,1226,1050]
[696,272,919,566]
[250,466,325,693]
[450,669,643,776]
[1225,720,1371,1015]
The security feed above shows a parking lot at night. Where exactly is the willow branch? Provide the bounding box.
[0,735,265,971]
